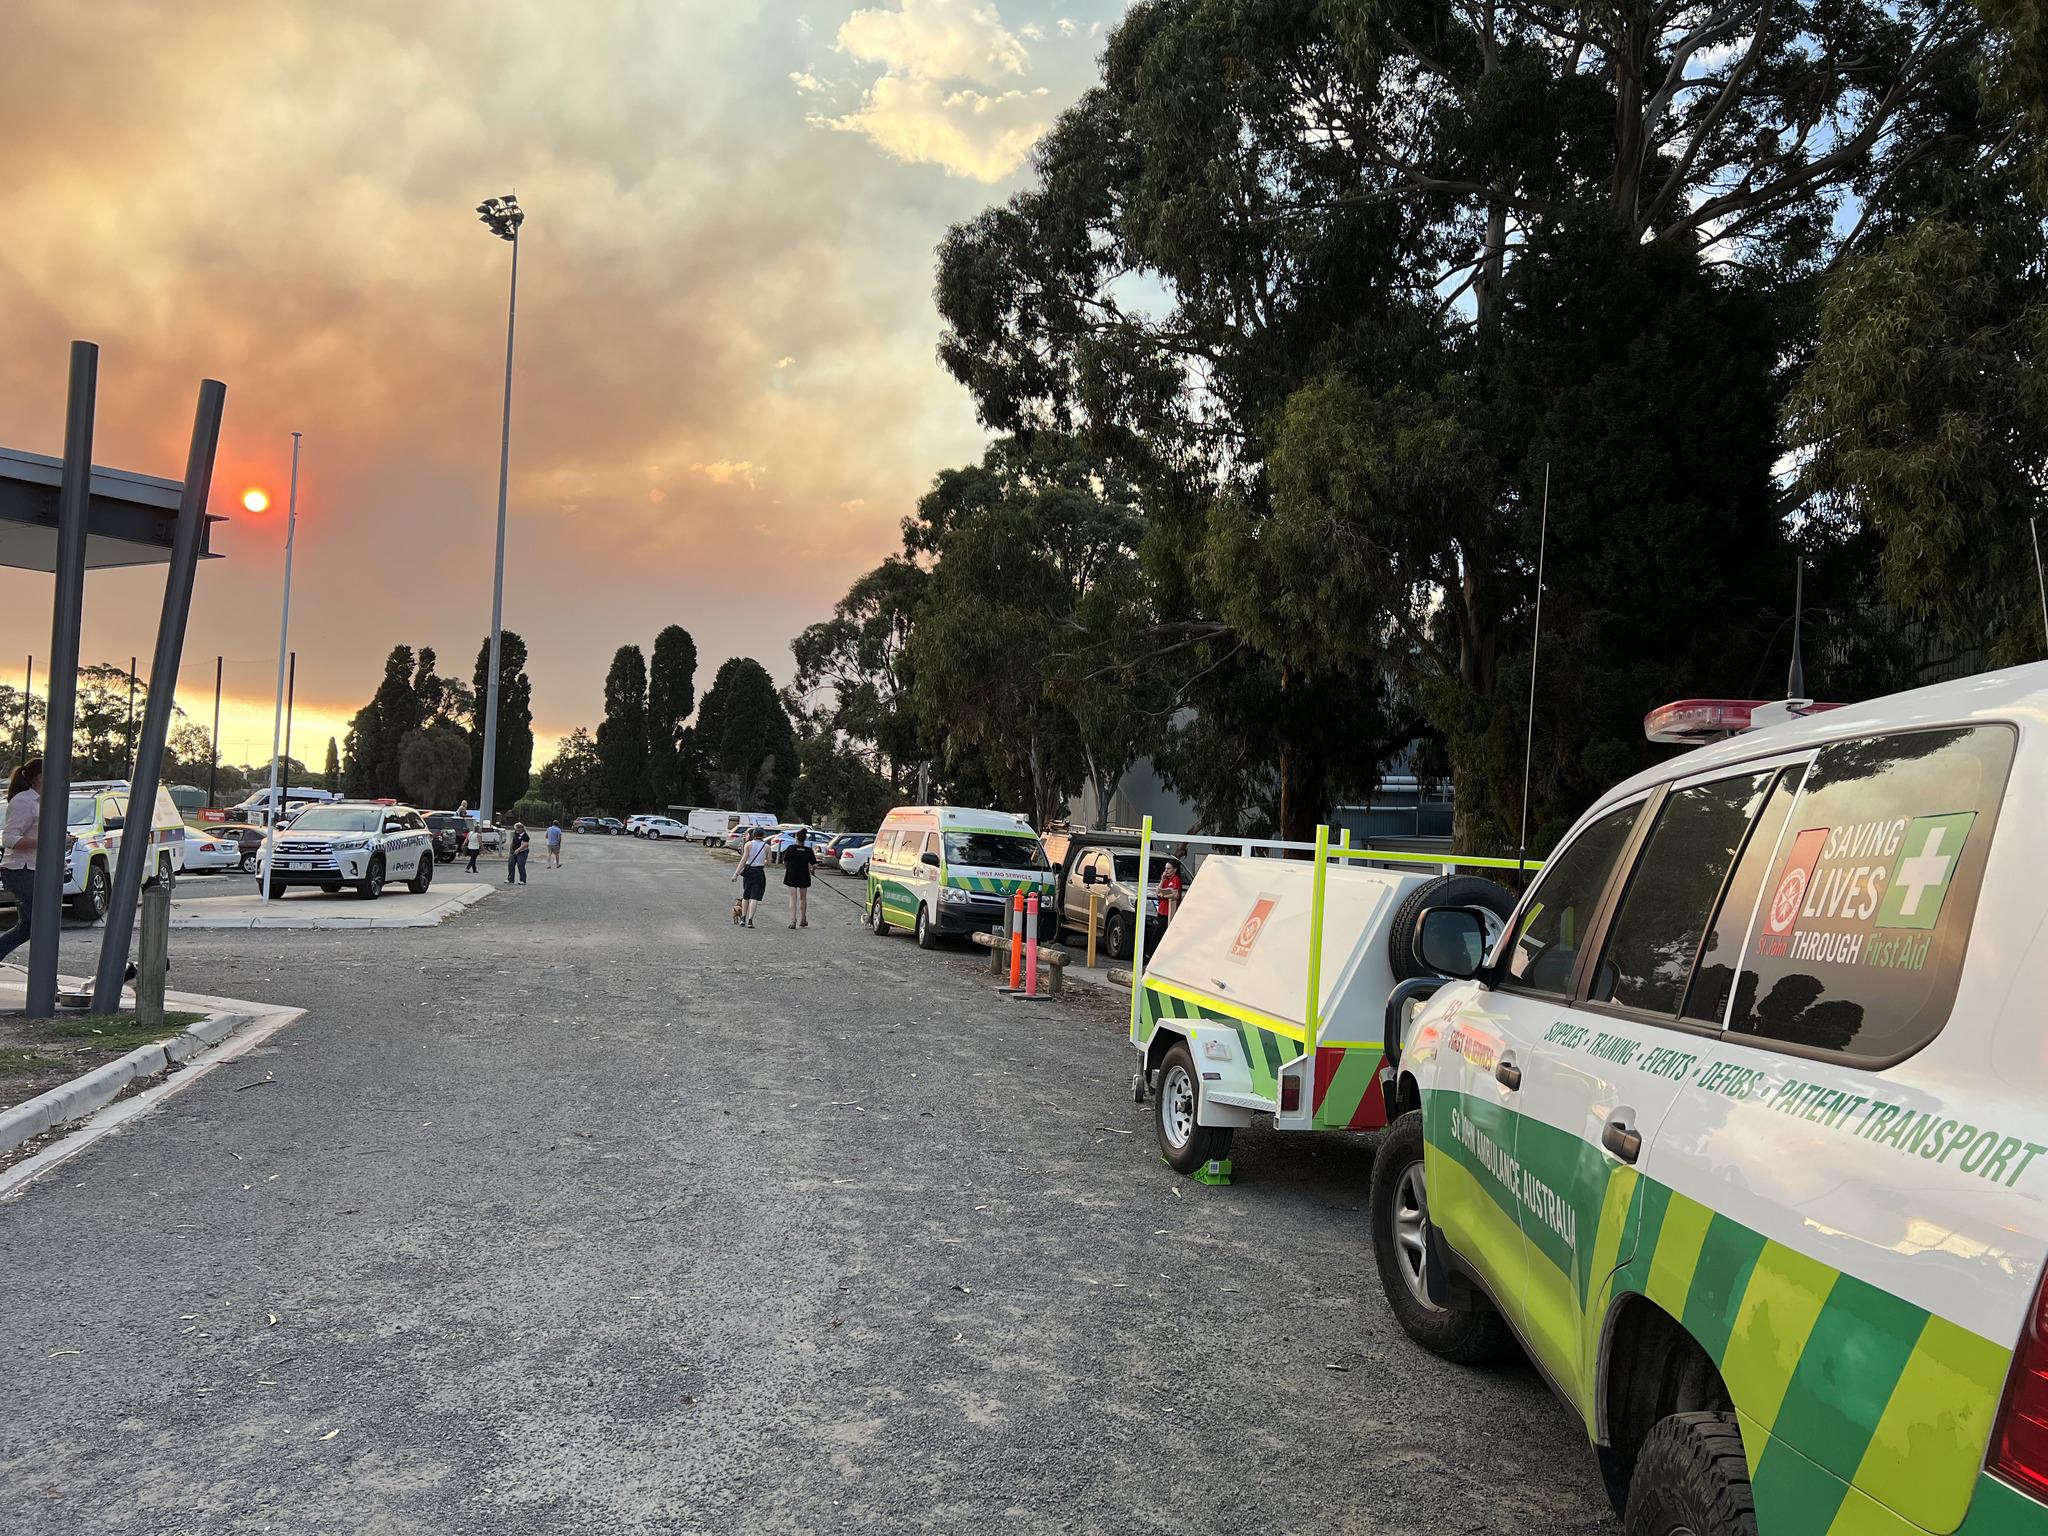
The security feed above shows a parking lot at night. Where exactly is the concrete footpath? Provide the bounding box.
[171,880,493,929]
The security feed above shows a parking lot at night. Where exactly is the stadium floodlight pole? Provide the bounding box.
[258,433,302,903]
[475,192,523,832]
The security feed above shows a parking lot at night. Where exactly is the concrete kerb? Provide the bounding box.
[0,982,303,1164]
[169,881,493,930]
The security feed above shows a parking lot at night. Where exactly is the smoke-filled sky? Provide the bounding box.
[0,0,1115,771]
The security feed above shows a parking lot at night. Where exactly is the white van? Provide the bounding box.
[864,805,1054,949]
[62,783,187,920]
[1373,665,2048,1535]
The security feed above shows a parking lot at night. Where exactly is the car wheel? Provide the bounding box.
[1369,1108,1515,1363]
[320,882,342,894]
[268,881,287,900]
[408,850,434,894]
[915,903,939,949]
[67,859,112,921]
[868,892,890,936]
[1104,909,1132,962]
[358,855,385,900]
[1622,1413,1757,1536]
[1155,1040,1234,1174]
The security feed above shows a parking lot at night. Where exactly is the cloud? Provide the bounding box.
[691,460,765,488]
[836,0,1029,86]
[1057,16,1077,34]
[820,0,1052,181]
[789,70,829,94]
[776,356,795,369]
[1019,21,1045,39]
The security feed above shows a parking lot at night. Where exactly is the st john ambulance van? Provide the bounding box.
[864,805,1054,949]
[1370,665,2048,1535]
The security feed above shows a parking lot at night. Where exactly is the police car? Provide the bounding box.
[1370,664,2048,1535]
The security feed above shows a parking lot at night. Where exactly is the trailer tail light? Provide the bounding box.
[1279,1077,1301,1113]
[1991,1271,2048,1500]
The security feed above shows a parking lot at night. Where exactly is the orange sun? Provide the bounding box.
[241,487,270,513]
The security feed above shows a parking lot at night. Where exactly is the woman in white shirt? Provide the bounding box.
[729,826,769,928]
[0,758,43,964]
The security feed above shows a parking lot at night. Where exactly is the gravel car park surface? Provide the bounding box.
[0,835,1615,1535]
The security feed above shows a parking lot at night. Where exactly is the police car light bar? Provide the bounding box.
[1644,697,1845,746]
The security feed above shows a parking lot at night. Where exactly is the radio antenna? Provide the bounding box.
[1516,464,1549,875]
[2032,516,2047,654]
[1787,557,1806,700]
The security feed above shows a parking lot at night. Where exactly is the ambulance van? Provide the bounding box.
[864,805,1054,949]
[1370,665,2048,1534]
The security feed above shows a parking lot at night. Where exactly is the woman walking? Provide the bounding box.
[463,823,482,873]
[0,758,43,966]
[783,827,816,928]
[730,825,769,928]
[507,823,531,884]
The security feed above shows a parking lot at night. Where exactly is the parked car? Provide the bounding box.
[768,825,831,861]
[1061,844,1187,960]
[624,815,655,836]
[208,821,269,872]
[639,816,690,840]
[597,818,626,836]
[261,801,437,900]
[180,826,242,872]
[55,785,187,920]
[822,832,873,871]
[571,816,606,835]
[423,812,469,863]
[865,804,1054,949]
[1369,668,2048,1536]
[838,839,877,876]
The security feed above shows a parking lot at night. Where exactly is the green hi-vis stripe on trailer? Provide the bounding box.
[1421,1088,2023,1536]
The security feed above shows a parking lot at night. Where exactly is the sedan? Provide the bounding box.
[838,840,875,876]
[181,826,243,872]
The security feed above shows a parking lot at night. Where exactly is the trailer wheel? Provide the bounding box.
[1387,876,1518,982]
[1155,1040,1233,1174]
[1370,1109,1514,1362]
[1622,1413,1757,1536]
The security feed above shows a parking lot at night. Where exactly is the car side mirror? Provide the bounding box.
[921,850,941,868]
[1416,906,1489,980]
[104,815,125,831]
[1081,868,1101,885]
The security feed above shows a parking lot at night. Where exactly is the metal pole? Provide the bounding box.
[125,655,136,772]
[209,655,221,808]
[258,433,301,902]
[18,655,30,759]
[28,341,98,1019]
[1516,464,1550,874]
[283,650,296,789]
[477,225,519,830]
[91,378,225,1010]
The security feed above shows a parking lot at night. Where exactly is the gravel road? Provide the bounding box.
[0,833,1617,1534]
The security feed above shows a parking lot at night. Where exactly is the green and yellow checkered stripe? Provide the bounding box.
[1137,984,1386,1126]
[1424,1088,2032,1536]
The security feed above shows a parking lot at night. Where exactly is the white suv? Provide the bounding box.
[1372,664,2048,1535]
[263,802,436,900]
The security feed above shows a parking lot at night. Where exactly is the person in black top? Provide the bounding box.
[783,829,817,928]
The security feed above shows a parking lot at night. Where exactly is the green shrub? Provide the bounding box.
[506,797,564,828]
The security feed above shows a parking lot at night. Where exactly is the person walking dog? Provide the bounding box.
[0,758,44,966]
[464,823,483,873]
[783,828,816,928]
[730,826,769,927]
[507,822,531,884]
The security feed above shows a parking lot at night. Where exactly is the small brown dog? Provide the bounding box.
[731,896,746,925]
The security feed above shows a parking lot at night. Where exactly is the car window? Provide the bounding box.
[1591,771,1777,1017]
[289,806,382,834]
[1680,767,1808,1023]
[1502,801,1644,997]
[942,831,1049,871]
[1722,725,2015,1062]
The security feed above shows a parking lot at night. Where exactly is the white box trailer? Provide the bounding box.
[1131,825,1521,1182]
[687,808,738,845]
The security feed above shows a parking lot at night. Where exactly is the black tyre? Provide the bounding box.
[320,882,342,894]
[1104,909,1132,962]
[68,859,112,921]
[268,880,287,900]
[1622,1413,1757,1536]
[1154,1040,1235,1174]
[868,892,890,936]
[1370,1108,1515,1363]
[1387,875,1519,982]
[357,855,385,900]
[408,852,434,894]
[915,903,939,950]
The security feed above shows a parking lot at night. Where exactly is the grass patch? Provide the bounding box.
[43,1011,203,1047]
[0,1047,60,1073]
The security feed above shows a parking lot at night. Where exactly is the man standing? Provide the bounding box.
[0,758,42,966]
[545,819,563,868]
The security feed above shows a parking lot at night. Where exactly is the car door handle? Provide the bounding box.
[1494,1059,1522,1091]
[1602,1118,1643,1164]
